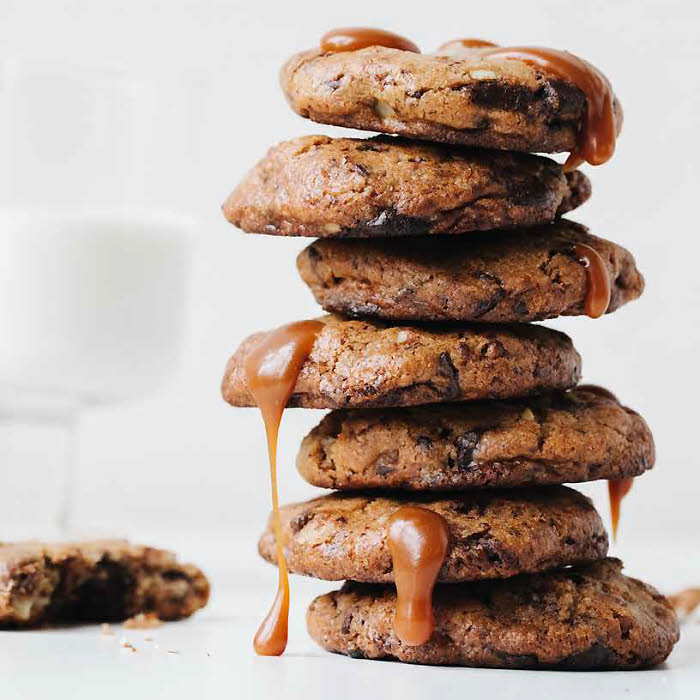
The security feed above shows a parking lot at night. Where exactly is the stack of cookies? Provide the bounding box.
[221,30,679,668]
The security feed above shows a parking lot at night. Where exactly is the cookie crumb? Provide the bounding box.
[100,623,114,636]
[123,612,163,629]
[121,639,137,652]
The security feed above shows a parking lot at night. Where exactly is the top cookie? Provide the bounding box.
[281,44,622,156]
[223,135,590,237]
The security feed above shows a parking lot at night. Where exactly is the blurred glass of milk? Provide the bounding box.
[0,59,202,534]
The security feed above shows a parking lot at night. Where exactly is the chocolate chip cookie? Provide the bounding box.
[297,220,643,322]
[258,487,607,583]
[223,135,590,237]
[281,46,622,154]
[0,540,209,627]
[307,558,678,669]
[297,386,654,491]
[222,315,581,409]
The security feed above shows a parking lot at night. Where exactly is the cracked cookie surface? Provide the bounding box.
[258,487,607,583]
[222,315,581,409]
[0,540,210,627]
[223,135,590,237]
[281,46,622,154]
[307,558,678,669]
[297,386,654,491]
[298,220,643,322]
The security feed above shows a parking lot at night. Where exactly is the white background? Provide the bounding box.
[0,3,699,695]
[1,0,698,566]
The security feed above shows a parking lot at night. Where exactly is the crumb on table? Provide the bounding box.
[123,612,163,630]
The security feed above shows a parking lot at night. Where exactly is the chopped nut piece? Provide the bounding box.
[520,407,536,421]
[373,99,396,119]
[469,69,498,79]
[123,612,163,630]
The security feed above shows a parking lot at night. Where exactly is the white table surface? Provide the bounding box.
[0,531,697,700]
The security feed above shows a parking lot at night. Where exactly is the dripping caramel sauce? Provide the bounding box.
[386,506,449,646]
[575,386,631,544]
[321,27,420,54]
[668,587,700,619]
[244,319,323,656]
[608,477,634,541]
[479,45,617,169]
[573,242,611,319]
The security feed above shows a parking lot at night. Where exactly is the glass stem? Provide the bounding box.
[56,415,79,533]
[0,392,80,537]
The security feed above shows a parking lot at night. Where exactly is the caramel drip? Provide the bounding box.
[668,588,700,620]
[321,27,420,54]
[386,506,449,646]
[437,38,497,51]
[573,242,611,318]
[244,319,323,656]
[608,477,634,541]
[481,46,617,169]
